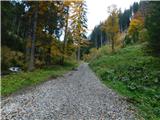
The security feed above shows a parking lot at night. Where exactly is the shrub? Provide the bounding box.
[139,28,149,43]
[123,35,133,46]
[83,48,98,62]
[1,46,24,71]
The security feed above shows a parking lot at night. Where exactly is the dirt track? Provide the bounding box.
[1,63,138,120]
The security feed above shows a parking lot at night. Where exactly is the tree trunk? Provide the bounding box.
[101,31,103,47]
[46,28,53,66]
[95,33,98,49]
[26,17,31,70]
[111,16,115,52]
[46,47,51,66]
[61,6,69,65]
[77,46,81,61]
[26,37,31,69]
[111,33,115,52]
[28,3,38,71]
[17,20,21,35]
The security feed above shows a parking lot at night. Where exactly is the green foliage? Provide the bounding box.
[1,61,78,96]
[1,1,26,52]
[70,1,88,61]
[145,2,160,56]
[90,44,160,119]
[119,9,132,31]
[138,28,149,42]
[89,24,107,48]
[118,2,139,31]
[123,35,133,46]
[103,5,119,52]
[83,44,117,62]
[132,2,139,14]
[83,48,98,62]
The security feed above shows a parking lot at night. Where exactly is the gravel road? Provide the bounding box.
[1,63,138,120]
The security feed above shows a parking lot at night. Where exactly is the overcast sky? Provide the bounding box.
[86,0,140,36]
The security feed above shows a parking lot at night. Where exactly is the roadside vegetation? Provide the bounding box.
[1,61,78,96]
[84,1,160,120]
[89,44,160,119]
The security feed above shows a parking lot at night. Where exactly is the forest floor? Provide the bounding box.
[1,63,138,120]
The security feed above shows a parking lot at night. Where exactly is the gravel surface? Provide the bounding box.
[1,63,138,120]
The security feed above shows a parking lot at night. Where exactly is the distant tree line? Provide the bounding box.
[88,1,160,56]
[88,2,139,49]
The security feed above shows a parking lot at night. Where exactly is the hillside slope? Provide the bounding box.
[89,44,160,120]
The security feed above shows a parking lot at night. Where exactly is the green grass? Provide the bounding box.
[89,44,160,120]
[1,61,78,96]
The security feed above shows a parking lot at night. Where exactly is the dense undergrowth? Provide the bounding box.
[89,44,160,120]
[1,61,78,96]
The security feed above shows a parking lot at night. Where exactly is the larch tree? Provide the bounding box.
[70,1,88,61]
[59,1,73,65]
[103,5,119,52]
[128,11,144,43]
[25,1,64,69]
[39,1,61,65]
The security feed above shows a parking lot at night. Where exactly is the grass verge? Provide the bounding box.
[1,61,78,96]
[89,44,160,120]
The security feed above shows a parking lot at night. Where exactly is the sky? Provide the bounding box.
[86,0,140,36]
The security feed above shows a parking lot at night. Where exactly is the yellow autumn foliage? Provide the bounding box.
[128,12,144,36]
[1,46,24,70]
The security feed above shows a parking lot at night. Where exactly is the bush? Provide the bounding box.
[1,46,24,71]
[139,28,149,43]
[123,35,133,46]
[83,48,98,62]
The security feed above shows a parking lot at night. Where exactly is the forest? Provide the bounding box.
[1,1,88,73]
[1,1,160,120]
